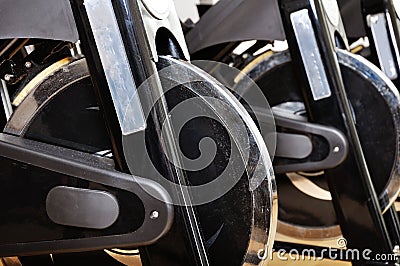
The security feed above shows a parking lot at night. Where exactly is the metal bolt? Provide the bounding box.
[242,53,249,59]
[25,61,32,68]
[370,15,379,24]
[4,74,14,82]
[333,146,340,153]
[150,210,159,220]
[394,245,400,255]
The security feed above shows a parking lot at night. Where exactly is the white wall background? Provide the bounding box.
[173,0,220,23]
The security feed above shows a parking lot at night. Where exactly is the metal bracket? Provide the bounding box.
[291,9,332,101]
[367,12,399,80]
[363,0,400,87]
[289,0,349,101]
[84,0,146,135]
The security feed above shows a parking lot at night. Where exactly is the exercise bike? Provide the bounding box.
[186,0,400,264]
[0,0,277,265]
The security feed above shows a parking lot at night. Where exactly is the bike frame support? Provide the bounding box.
[278,0,397,263]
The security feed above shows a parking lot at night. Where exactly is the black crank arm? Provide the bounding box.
[273,114,348,174]
[251,107,348,174]
[0,133,173,257]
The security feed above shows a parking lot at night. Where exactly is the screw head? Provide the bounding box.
[394,245,400,255]
[4,74,13,82]
[25,61,32,68]
[369,15,379,25]
[150,210,159,220]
